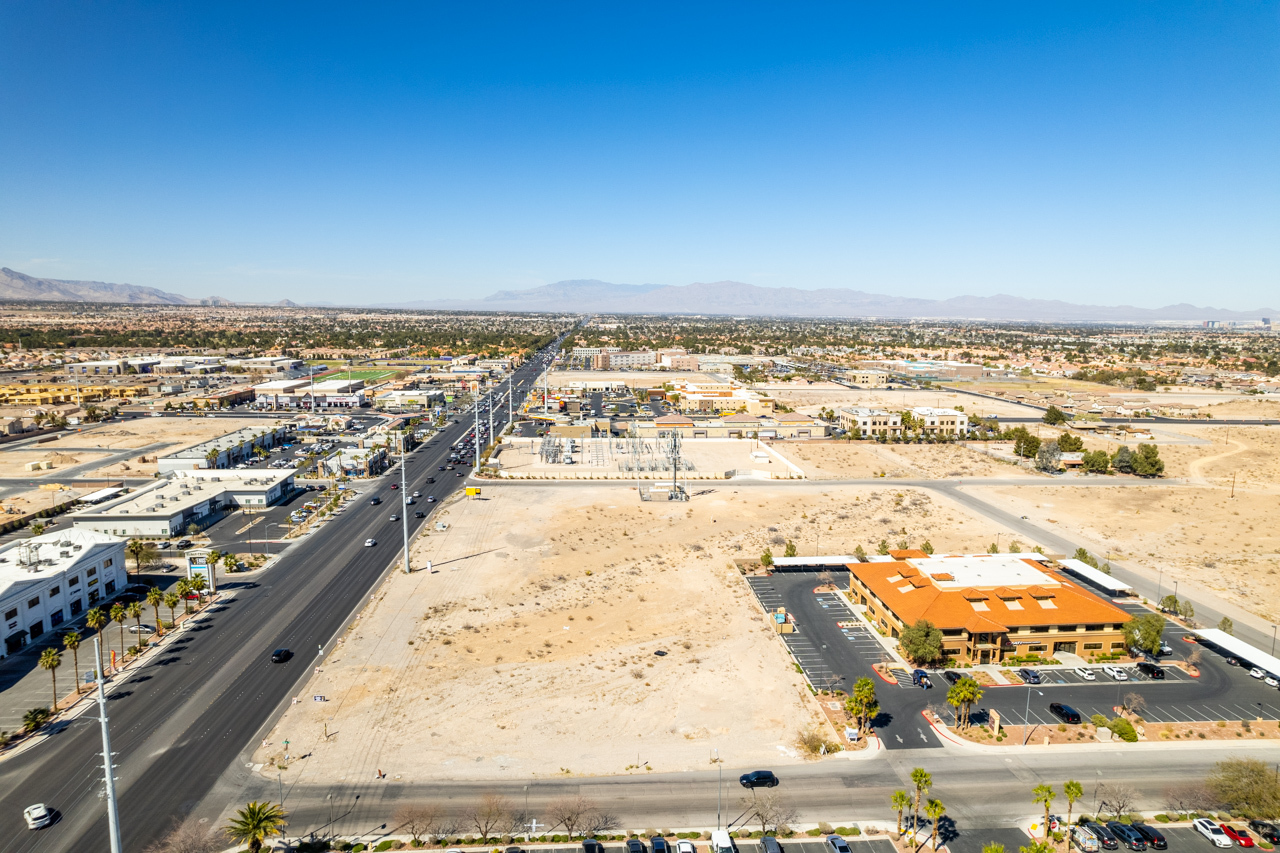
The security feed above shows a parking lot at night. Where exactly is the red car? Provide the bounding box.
[1221,826,1255,848]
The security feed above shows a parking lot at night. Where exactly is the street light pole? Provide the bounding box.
[93,634,123,853]
[400,436,409,574]
[1022,686,1042,745]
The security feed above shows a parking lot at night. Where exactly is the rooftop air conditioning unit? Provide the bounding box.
[73,545,82,551]
[60,550,70,558]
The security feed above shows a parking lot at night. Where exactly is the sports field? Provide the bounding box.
[315,368,399,382]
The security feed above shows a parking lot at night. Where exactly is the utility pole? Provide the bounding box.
[93,633,123,853]
[400,435,410,574]
[473,387,481,475]
[508,373,513,430]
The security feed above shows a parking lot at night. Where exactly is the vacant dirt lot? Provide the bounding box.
[258,482,1023,784]
[774,441,1039,480]
[0,448,113,478]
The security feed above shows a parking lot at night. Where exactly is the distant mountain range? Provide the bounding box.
[3,266,1273,322]
[384,279,1276,323]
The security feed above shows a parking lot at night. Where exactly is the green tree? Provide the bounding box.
[892,790,912,835]
[86,606,107,638]
[175,579,192,614]
[1122,613,1164,655]
[188,574,208,603]
[784,540,798,558]
[1036,441,1062,472]
[946,677,984,729]
[224,801,287,853]
[1057,433,1085,453]
[845,676,879,731]
[147,586,165,636]
[39,648,61,711]
[988,542,1000,554]
[30,521,45,536]
[1042,406,1067,425]
[222,552,238,572]
[1032,784,1056,840]
[983,845,1007,853]
[1072,548,1099,568]
[1207,757,1280,818]
[1133,444,1164,477]
[125,539,159,577]
[854,544,867,562]
[910,768,932,841]
[926,799,947,851]
[1181,599,1194,620]
[127,601,145,640]
[1081,450,1110,474]
[900,619,944,665]
[1019,842,1056,853]
[877,539,891,555]
[110,602,127,657]
[921,540,935,555]
[1111,446,1135,475]
[1218,616,1234,636]
[760,548,774,568]
[1158,594,1180,614]
[63,630,82,694]
[23,707,50,733]
[164,591,181,628]
[1063,780,1084,843]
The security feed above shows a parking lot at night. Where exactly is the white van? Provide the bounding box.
[710,831,736,853]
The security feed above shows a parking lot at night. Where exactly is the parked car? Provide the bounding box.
[651,838,671,853]
[1250,667,1266,679]
[1072,827,1101,853]
[174,539,192,549]
[912,669,933,689]
[1106,822,1148,851]
[1248,823,1280,844]
[942,670,963,685]
[584,842,606,853]
[1136,661,1165,679]
[1084,821,1120,851]
[127,624,157,634]
[1102,665,1129,681]
[1194,819,1232,848]
[1220,825,1255,848]
[1019,668,1041,684]
[826,836,851,853]
[626,840,646,853]
[761,838,783,853]
[1132,823,1168,850]
[739,770,779,788]
[1074,666,1097,680]
[1049,702,1081,724]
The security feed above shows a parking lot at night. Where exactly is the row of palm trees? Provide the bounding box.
[34,578,208,718]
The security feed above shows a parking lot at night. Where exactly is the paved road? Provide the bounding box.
[0,345,562,853]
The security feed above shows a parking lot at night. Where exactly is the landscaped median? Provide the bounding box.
[924,707,1280,746]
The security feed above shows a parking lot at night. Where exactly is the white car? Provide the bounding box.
[678,842,697,853]
[1194,818,1232,847]
[364,538,376,547]
[1249,667,1266,679]
[1102,665,1129,681]
[23,803,52,829]
[1073,667,1096,681]
[127,624,156,634]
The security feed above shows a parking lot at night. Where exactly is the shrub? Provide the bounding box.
[818,823,834,835]
[1108,717,1138,742]
[778,825,794,837]
[352,845,367,853]
[1155,815,1170,823]
[848,828,862,836]
[806,829,823,837]
[736,830,750,839]
[702,832,712,840]
[376,842,395,851]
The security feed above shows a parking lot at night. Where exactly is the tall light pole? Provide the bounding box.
[93,633,123,853]
[1022,687,1043,745]
[473,386,481,476]
[400,434,409,574]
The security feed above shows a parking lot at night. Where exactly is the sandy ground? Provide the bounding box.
[772,441,1040,480]
[495,438,801,479]
[0,448,113,478]
[760,387,1030,420]
[975,482,1280,621]
[258,482,1025,783]
[1200,398,1280,419]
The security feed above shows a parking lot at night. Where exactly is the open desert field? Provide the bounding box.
[975,483,1280,623]
[773,440,1040,480]
[760,386,1031,419]
[495,437,803,479]
[0,448,114,478]
[257,481,1027,783]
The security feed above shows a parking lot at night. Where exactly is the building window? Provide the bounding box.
[27,597,40,609]
[89,590,100,604]
[1110,642,1126,650]
[49,585,60,596]
[87,567,98,577]
[3,608,15,621]
[1059,625,1078,632]
[69,576,80,587]
[1028,644,1047,653]
[1085,624,1104,631]
[49,610,64,626]
[1030,626,1050,633]
[104,558,113,568]
[1083,642,1102,651]
[105,580,116,594]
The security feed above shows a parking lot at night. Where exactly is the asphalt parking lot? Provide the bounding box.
[529,839,896,853]
[746,569,1280,745]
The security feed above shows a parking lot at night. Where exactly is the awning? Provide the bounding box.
[1191,628,1280,676]
[1058,559,1133,594]
[78,487,124,504]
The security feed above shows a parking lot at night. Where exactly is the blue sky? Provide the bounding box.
[1,2,1276,308]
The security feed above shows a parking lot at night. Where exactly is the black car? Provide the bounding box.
[370,496,382,505]
[426,477,435,483]
[740,770,779,788]
[414,511,426,518]
[1106,822,1147,851]
[174,539,192,549]
[270,649,292,663]
[1083,821,1120,850]
[1049,702,1081,724]
[1019,668,1041,684]
[1131,824,1167,850]
[439,465,446,471]
[1248,822,1280,844]
[942,670,964,685]
[1136,661,1165,679]
[582,842,604,853]
[626,841,646,853]
[651,839,670,853]
[761,838,782,853]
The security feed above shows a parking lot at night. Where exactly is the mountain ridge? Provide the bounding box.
[0,267,215,305]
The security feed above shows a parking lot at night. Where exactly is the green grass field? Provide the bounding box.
[316,368,398,382]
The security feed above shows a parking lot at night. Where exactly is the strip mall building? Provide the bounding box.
[847,551,1132,664]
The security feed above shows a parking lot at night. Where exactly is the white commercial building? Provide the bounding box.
[158,423,292,472]
[69,469,297,538]
[1,529,127,657]
[911,406,970,435]
[838,407,902,436]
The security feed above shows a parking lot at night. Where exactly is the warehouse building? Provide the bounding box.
[157,424,292,473]
[847,551,1131,664]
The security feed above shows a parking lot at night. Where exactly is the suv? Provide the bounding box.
[911,669,933,689]
[826,838,851,853]
[1018,668,1041,684]
[739,770,779,788]
[1136,661,1165,679]
[1249,822,1280,844]
[1083,822,1120,851]
[1106,822,1147,851]
[1049,702,1081,724]
[1131,824,1166,850]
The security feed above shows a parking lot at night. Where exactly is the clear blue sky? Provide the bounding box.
[1,2,1276,308]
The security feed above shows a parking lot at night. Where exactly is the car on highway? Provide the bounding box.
[1194,819,1232,848]
[270,649,292,663]
[1106,822,1147,851]
[1073,666,1096,680]
[24,803,52,829]
[364,538,376,547]
[1102,665,1129,681]
[1083,821,1120,850]
[1132,824,1167,850]
[390,484,398,490]
[412,491,421,497]
[439,465,446,471]
[389,514,399,522]
[1018,668,1041,684]
[426,477,435,483]
[426,496,437,502]
[174,539,192,549]
[1220,825,1255,847]
[456,471,464,477]
[370,496,382,505]
[1049,702,1081,724]
[1249,823,1280,844]
[912,669,933,688]
[414,511,425,518]
[739,769,779,788]
[826,836,851,853]
[1136,661,1165,679]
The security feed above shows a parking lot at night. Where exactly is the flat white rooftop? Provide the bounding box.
[905,554,1058,589]
[0,529,121,593]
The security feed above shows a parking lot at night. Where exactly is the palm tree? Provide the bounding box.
[39,648,61,711]
[846,676,879,732]
[63,630,82,694]
[147,587,165,636]
[175,579,191,614]
[1063,781,1083,847]
[125,539,158,577]
[892,790,911,835]
[947,677,983,729]
[164,591,181,628]
[127,601,145,643]
[224,801,287,853]
[983,845,1007,853]
[945,683,964,727]
[910,767,932,843]
[925,799,946,851]
[23,707,50,733]
[1032,784,1056,840]
[85,606,107,638]
[110,602,127,657]
[188,574,208,603]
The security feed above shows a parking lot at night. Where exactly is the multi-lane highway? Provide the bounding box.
[0,342,562,852]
